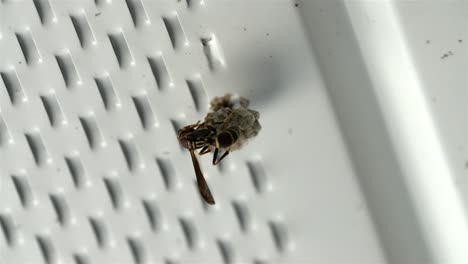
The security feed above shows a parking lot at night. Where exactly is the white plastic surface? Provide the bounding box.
[0,0,466,264]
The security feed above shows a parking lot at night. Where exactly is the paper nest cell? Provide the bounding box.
[204,94,261,151]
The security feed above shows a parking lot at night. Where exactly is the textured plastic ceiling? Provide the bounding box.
[1,0,467,264]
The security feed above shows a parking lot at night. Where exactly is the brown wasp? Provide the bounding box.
[178,94,261,205]
[177,120,240,204]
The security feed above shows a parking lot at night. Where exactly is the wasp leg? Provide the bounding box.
[190,120,201,128]
[199,146,210,155]
[187,120,203,130]
[212,148,219,165]
[195,120,205,129]
[212,147,230,165]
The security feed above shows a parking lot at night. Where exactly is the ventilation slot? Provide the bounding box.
[179,217,198,250]
[79,115,105,150]
[25,132,50,166]
[148,55,172,90]
[232,200,251,232]
[186,0,201,9]
[95,75,119,111]
[33,0,56,25]
[108,32,134,68]
[247,160,268,193]
[142,199,160,232]
[156,157,176,190]
[127,237,146,264]
[201,35,224,71]
[253,259,267,264]
[55,52,81,88]
[73,253,90,264]
[119,138,142,172]
[65,155,86,189]
[0,214,16,246]
[103,177,124,210]
[217,239,234,264]
[269,220,289,253]
[89,217,109,248]
[186,77,208,112]
[11,174,33,208]
[125,0,149,27]
[162,14,188,50]
[15,31,42,64]
[165,258,178,264]
[94,0,108,8]
[1,69,27,105]
[70,13,96,48]
[0,116,12,146]
[132,94,157,130]
[36,235,56,264]
[170,119,183,135]
[41,93,66,127]
[49,194,70,226]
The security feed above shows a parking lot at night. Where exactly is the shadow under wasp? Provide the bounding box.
[177,121,240,205]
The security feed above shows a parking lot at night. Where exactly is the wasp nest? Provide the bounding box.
[204,94,261,150]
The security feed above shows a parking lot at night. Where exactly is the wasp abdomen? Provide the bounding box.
[216,128,239,149]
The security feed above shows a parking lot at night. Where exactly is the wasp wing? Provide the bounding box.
[189,148,215,204]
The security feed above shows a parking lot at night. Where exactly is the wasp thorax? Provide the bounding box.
[178,126,215,150]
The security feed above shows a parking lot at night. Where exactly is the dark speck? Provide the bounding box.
[295,3,299,7]
[19,61,22,64]
[465,161,468,169]
[288,128,293,135]
[266,33,270,36]
[441,51,453,59]
[243,27,247,31]
[269,55,272,58]
[95,12,101,17]
[426,40,430,44]
[459,39,463,43]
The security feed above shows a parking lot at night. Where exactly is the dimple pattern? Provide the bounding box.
[0,1,290,263]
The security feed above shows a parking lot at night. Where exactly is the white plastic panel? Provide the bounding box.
[0,1,466,264]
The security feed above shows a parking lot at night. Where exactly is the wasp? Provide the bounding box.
[178,94,261,205]
[177,120,240,204]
